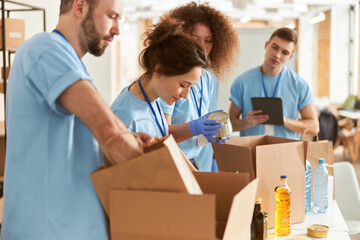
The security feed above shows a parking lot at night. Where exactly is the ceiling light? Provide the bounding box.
[285,23,296,29]
[308,12,326,24]
[240,15,252,23]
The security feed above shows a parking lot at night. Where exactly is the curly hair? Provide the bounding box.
[139,17,210,81]
[163,1,240,81]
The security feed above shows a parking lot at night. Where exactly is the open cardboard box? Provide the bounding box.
[108,174,258,240]
[212,135,306,228]
[91,135,259,239]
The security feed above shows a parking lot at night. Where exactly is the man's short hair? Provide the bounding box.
[59,0,99,15]
[269,27,297,46]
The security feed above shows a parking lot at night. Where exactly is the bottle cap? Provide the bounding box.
[307,224,329,238]
[255,197,261,204]
[281,175,287,179]
[318,158,325,163]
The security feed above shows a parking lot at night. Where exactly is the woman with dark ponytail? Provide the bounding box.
[159,2,240,171]
[111,18,221,143]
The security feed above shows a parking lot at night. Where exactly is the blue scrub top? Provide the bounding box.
[230,66,314,140]
[1,32,108,240]
[111,85,169,138]
[160,70,218,171]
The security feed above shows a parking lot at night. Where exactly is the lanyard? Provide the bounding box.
[138,80,166,137]
[260,65,283,98]
[52,29,88,73]
[190,76,203,117]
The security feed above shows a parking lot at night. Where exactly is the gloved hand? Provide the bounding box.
[189,110,222,137]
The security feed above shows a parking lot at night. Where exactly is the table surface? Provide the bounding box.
[267,201,350,239]
[338,110,360,120]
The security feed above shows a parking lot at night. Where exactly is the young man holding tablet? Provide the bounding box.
[229,27,319,139]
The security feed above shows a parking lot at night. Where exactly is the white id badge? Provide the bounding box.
[264,124,275,136]
[197,135,208,146]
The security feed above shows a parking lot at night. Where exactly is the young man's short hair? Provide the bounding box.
[269,27,297,46]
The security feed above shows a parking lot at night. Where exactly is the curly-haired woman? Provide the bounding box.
[160,2,240,171]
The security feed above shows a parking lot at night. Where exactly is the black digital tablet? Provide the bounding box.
[251,97,284,125]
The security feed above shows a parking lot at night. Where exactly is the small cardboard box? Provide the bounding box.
[212,135,306,228]
[108,175,258,240]
[0,18,25,50]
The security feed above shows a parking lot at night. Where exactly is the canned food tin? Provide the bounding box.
[307,224,329,238]
[207,111,232,140]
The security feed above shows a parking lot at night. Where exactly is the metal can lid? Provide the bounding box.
[207,111,228,122]
[307,224,329,238]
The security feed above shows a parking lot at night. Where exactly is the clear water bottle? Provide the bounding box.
[305,159,312,214]
[275,175,291,236]
[313,158,328,213]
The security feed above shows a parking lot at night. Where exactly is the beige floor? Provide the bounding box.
[333,145,360,240]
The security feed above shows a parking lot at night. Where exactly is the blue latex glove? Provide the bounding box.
[189,110,222,137]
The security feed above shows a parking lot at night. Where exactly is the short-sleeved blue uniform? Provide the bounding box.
[230,67,314,140]
[1,32,108,239]
[160,70,217,171]
[111,85,169,138]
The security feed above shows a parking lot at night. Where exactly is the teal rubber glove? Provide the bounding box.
[189,111,222,137]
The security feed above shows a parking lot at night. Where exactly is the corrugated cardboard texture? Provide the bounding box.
[91,135,202,215]
[109,190,216,240]
[194,172,250,238]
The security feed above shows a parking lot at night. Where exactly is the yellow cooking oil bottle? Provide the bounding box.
[275,175,292,236]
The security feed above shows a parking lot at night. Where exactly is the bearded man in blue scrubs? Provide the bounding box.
[1,0,153,239]
[229,28,319,140]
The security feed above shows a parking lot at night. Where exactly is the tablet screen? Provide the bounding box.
[251,97,284,125]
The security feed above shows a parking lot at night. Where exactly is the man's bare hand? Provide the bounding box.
[246,110,269,127]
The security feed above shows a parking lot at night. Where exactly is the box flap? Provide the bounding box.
[256,141,305,228]
[193,172,250,238]
[109,190,216,240]
[223,179,259,240]
[194,172,250,221]
[263,135,299,144]
[91,135,202,215]
[212,143,255,180]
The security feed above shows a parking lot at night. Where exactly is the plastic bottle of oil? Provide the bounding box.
[275,175,292,236]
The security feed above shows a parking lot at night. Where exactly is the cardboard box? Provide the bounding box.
[108,175,257,240]
[213,135,306,228]
[0,18,25,50]
[91,135,258,239]
[91,135,202,215]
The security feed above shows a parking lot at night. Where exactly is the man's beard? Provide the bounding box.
[79,10,106,56]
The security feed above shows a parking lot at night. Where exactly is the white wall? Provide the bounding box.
[218,27,297,112]
[3,1,358,111]
[8,0,116,105]
[329,5,352,103]
[298,5,356,105]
